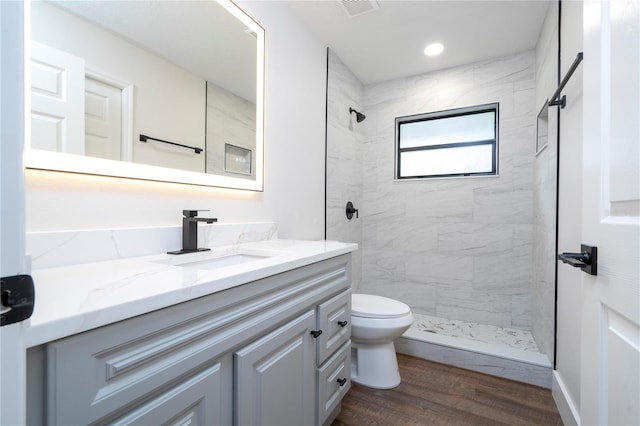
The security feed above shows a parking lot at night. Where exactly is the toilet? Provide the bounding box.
[350,294,414,389]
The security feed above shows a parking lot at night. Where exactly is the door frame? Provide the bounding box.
[1,1,28,424]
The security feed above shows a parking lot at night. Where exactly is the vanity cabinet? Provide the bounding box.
[27,254,352,426]
[235,292,351,426]
[235,309,316,425]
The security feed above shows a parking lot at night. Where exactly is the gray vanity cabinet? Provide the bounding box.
[235,309,317,425]
[27,254,352,426]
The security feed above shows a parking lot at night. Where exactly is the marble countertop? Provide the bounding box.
[26,239,357,348]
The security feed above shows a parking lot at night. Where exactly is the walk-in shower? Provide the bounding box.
[326,37,558,387]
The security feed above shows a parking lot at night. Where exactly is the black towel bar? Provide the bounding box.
[139,134,202,154]
[548,52,584,109]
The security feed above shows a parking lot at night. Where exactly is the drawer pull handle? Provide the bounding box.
[337,378,347,387]
[310,330,323,338]
[337,320,348,327]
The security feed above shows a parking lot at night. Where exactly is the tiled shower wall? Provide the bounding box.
[359,51,537,330]
[326,49,364,289]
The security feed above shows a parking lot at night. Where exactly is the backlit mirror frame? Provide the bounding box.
[24,0,265,191]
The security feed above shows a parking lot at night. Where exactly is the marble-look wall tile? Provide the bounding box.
[28,222,278,269]
[361,50,537,330]
[512,293,533,330]
[374,218,438,253]
[405,190,474,222]
[474,189,534,224]
[436,223,519,256]
[405,253,474,282]
[436,293,514,328]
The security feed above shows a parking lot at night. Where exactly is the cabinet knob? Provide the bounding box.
[337,320,348,327]
[337,378,347,387]
[310,330,323,338]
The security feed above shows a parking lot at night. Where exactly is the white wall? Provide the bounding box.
[25,1,327,241]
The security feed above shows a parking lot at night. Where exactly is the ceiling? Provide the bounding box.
[285,0,550,85]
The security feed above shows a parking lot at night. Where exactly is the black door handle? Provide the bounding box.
[558,244,597,276]
[558,252,591,267]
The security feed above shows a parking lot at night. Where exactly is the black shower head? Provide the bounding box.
[349,107,366,123]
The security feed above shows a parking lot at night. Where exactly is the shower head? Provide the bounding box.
[349,107,366,123]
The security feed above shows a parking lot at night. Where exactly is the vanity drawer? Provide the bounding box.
[316,288,351,364]
[316,341,351,426]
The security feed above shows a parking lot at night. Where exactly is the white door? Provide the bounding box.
[85,76,122,161]
[30,41,85,155]
[1,1,28,425]
[581,1,640,425]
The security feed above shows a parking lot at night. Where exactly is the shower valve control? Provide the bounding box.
[346,201,359,220]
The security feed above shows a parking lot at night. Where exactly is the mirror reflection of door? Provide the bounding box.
[85,76,122,161]
[30,42,85,155]
[31,42,132,162]
[84,73,133,162]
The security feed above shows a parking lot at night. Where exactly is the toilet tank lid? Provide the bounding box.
[351,294,411,318]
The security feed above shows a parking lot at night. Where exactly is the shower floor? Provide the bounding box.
[407,313,540,353]
[399,312,552,384]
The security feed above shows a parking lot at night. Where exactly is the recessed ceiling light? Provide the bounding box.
[424,43,444,56]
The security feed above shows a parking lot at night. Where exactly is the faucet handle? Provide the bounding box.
[183,210,210,217]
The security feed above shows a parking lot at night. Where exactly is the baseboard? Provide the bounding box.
[552,371,580,426]
[396,335,552,388]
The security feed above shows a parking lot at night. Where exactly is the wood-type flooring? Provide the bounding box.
[332,353,563,426]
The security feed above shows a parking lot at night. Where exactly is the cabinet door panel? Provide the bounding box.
[106,355,231,426]
[317,289,351,364]
[235,310,315,426]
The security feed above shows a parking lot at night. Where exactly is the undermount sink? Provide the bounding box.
[154,247,287,271]
[172,253,269,270]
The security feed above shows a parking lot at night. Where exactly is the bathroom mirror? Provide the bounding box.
[26,0,264,191]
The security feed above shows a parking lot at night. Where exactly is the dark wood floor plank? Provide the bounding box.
[333,353,563,426]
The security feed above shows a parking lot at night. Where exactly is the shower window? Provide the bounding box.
[395,103,499,179]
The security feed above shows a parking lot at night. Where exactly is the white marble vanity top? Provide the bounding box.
[25,239,357,348]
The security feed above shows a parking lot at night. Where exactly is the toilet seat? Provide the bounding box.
[351,294,411,319]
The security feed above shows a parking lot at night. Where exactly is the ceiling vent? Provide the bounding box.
[339,0,380,18]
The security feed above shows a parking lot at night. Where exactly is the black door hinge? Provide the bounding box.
[1,274,35,326]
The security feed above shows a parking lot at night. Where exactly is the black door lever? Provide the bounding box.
[558,244,597,276]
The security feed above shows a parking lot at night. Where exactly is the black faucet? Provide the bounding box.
[167,210,217,255]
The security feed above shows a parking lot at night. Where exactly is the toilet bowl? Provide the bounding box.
[350,294,413,389]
